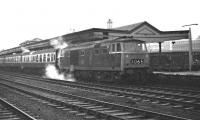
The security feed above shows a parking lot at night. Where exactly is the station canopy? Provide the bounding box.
[113,21,189,43]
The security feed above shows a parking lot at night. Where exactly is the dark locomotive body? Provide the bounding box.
[59,38,149,81]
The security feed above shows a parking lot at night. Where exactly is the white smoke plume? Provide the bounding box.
[50,36,68,49]
[47,36,75,81]
[44,64,75,82]
[21,47,30,53]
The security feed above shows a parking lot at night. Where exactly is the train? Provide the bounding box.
[0,36,150,82]
[149,50,200,71]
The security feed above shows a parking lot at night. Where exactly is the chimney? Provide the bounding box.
[107,19,113,29]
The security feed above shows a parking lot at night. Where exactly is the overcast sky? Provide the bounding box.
[0,0,199,50]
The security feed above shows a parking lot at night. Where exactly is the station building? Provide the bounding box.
[147,39,200,52]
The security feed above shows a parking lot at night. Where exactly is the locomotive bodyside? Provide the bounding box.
[58,38,150,82]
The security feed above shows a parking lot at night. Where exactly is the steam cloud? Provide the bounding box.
[44,64,75,82]
[45,36,75,81]
[50,36,68,49]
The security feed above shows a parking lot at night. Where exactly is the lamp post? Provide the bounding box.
[182,24,198,71]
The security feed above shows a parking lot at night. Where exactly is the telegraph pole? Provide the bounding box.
[182,24,198,71]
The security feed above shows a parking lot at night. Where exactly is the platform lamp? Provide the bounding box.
[182,24,198,71]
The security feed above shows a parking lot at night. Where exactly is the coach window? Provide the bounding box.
[32,56,35,62]
[51,53,54,62]
[36,55,39,62]
[30,56,32,62]
[116,43,121,52]
[40,54,42,62]
[47,53,50,62]
[34,55,36,62]
[53,54,56,61]
[31,56,33,62]
[43,54,46,62]
[27,56,29,62]
[15,57,16,63]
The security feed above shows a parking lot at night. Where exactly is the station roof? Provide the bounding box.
[0,21,189,55]
[114,21,189,43]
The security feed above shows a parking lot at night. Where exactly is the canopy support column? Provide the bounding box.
[158,42,162,69]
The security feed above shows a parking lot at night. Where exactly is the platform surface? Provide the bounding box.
[153,71,200,76]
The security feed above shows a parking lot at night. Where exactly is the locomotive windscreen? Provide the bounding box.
[124,42,147,52]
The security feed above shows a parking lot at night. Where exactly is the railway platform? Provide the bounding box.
[150,71,200,88]
[153,71,200,76]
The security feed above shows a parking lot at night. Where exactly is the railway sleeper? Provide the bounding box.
[1,77,194,120]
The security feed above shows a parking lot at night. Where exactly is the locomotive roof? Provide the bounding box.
[63,36,145,51]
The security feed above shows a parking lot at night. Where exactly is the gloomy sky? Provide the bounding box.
[0,0,199,50]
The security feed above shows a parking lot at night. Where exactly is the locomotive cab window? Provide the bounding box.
[111,44,115,52]
[116,43,121,52]
[110,43,121,52]
[124,42,147,52]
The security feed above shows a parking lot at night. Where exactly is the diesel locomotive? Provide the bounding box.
[0,36,150,82]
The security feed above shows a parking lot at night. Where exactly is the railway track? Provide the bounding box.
[0,97,40,120]
[0,71,192,120]
[1,71,200,111]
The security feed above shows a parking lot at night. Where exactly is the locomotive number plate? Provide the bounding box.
[130,59,144,64]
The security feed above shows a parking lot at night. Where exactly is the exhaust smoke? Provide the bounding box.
[44,64,76,82]
[50,36,68,49]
